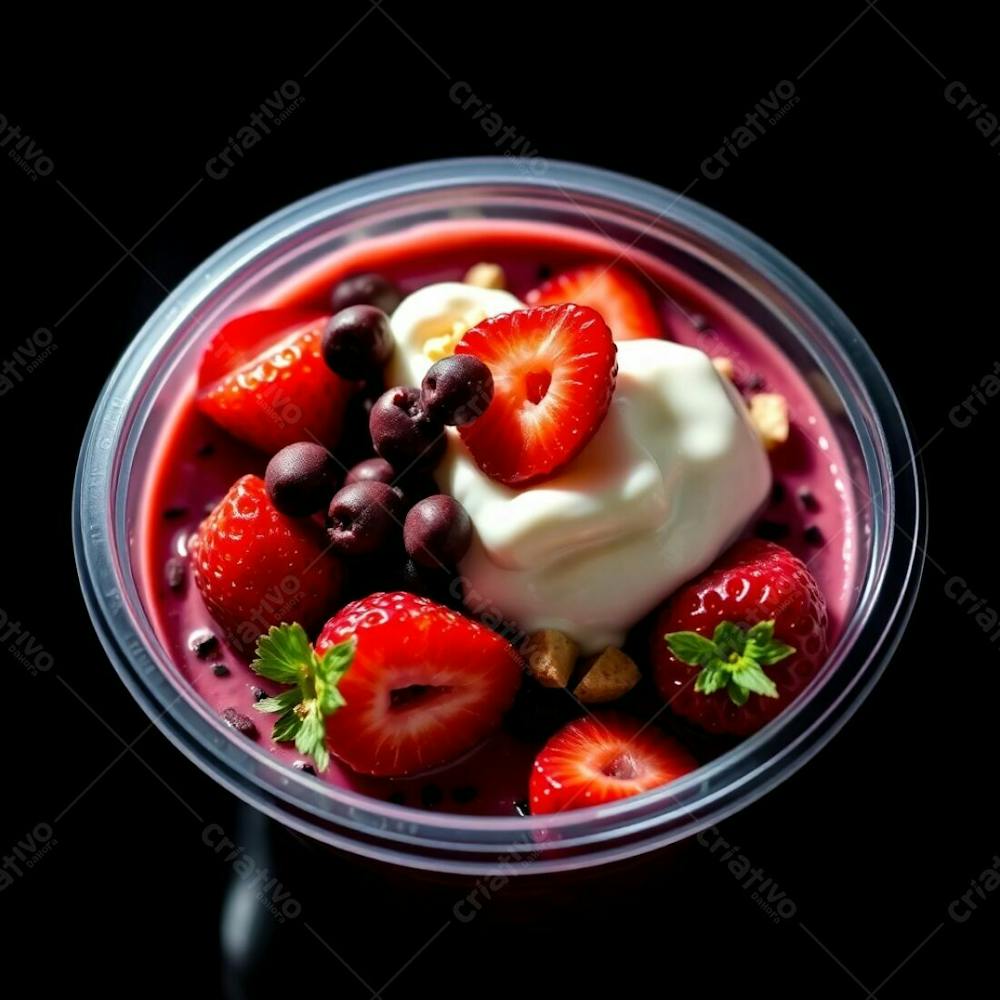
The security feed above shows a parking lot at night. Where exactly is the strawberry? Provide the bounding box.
[196,307,353,454]
[525,264,663,341]
[651,539,829,736]
[190,475,342,652]
[529,714,696,814]
[455,304,617,487]
[252,593,523,776]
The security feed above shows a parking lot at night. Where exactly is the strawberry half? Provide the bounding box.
[251,593,523,776]
[197,307,353,454]
[190,475,343,652]
[455,304,618,487]
[529,714,697,814]
[651,539,829,735]
[526,264,663,341]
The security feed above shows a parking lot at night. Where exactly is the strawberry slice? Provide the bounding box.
[190,475,343,652]
[197,308,353,454]
[455,304,617,487]
[251,592,523,776]
[529,714,696,814]
[526,264,663,341]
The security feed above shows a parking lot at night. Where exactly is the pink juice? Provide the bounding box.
[140,220,858,816]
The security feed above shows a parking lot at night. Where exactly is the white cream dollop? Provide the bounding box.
[388,282,771,653]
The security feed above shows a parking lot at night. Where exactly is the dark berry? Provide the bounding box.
[322,305,394,379]
[331,272,402,315]
[293,760,316,775]
[211,663,230,677]
[770,481,786,505]
[189,629,218,658]
[250,686,267,702]
[369,386,446,471]
[421,784,444,808]
[345,457,395,486]
[265,442,339,516]
[163,506,188,520]
[451,785,478,805]
[165,556,186,591]
[404,495,472,568]
[421,355,494,426]
[804,525,825,546]
[327,481,403,556]
[221,708,258,738]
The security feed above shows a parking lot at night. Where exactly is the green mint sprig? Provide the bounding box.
[665,619,794,707]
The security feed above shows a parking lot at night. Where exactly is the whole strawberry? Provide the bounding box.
[651,539,828,735]
[190,475,342,652]
[251,592,523,776]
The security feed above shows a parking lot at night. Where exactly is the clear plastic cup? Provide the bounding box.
[73,158,924,876]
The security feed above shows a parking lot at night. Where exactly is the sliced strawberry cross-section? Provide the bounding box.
[197,307,353,454]
[529,714,697,814]
[455,304,618,487]
[252,592,524,776]
[526,264,664,342]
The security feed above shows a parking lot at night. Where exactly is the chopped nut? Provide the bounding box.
[749,392,790,451]
[712,356,735,381]
[464,262,506,289]
[573,647,640,704]
[524,629,580,688]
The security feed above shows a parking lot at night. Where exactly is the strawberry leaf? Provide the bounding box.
[250,624,356,772]
[252,623,314,684]
[665,631,717,667]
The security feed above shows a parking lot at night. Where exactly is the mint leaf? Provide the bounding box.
[744,620,795,666]
[713,621,746,658]
[669,618,797,709]
[249,624,357,772]
[745,621,775,645]
[733,661,780,698]
[727,683,750,707]
[695,665,729,695]
[665,631,718,666]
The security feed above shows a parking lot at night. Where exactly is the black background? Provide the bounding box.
[2,3,996,995]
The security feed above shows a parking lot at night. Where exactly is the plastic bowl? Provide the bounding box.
[74,158,923,875]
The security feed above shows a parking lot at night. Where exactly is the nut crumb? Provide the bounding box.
[749,393,789,451]
[573,647,640,704]
[524,629,579,688]
[712,357,735,381]
[464,262,506,289]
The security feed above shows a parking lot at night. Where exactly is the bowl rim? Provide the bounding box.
[73,157,924,872]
